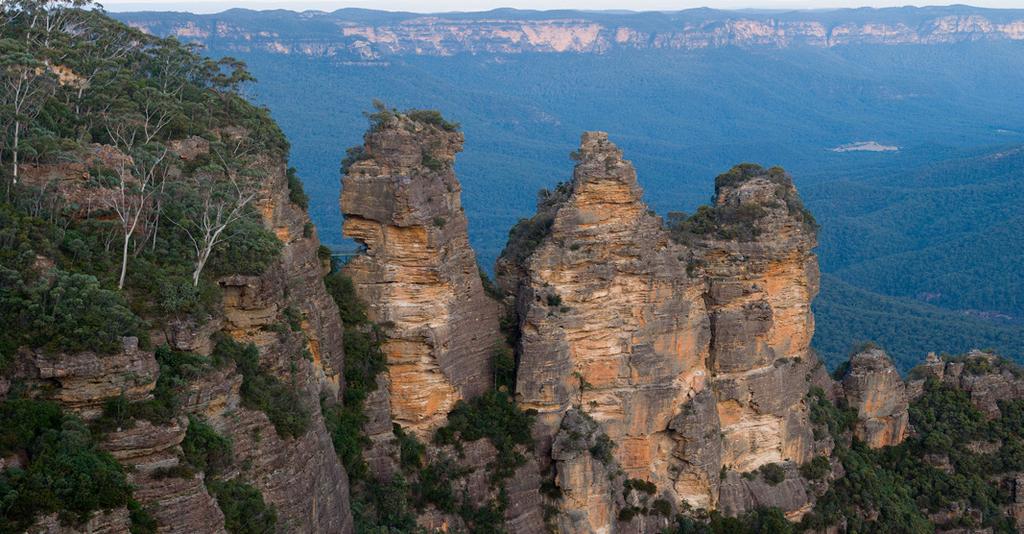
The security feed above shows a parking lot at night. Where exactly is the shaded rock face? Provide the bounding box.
[551,409,624,534]
[497,134,821,530]
[840,348,909,448]
[197,155,353,533]
[340,115,501,437]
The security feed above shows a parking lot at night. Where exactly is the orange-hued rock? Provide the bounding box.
[497,132,715,511]
[840,347,909,448]
[340,113,501,438]
[696,165,821,472]
[498,135,822,531]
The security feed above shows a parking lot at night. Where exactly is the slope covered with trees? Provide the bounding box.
[0,2,346,532]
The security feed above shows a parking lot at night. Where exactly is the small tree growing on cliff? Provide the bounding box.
[0,39,54,194]
[104,143,168,289]
[172,140,262,286]
[178,173,260,286]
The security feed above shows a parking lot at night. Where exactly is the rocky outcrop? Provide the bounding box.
[907,350,1024,418]
[340,112,501,438]
[122,7,1024,60]
[497,134,822,530]
[16,337,157,419]
[550,410,624,533]
[696,164,821,474]
[498,133,715,513]
[839,347,909,448]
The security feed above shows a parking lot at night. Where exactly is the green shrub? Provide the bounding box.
[286,167,309,209]
[412,457,464,513]
[800,456,831,481]
[393,424,426,472]
[182,416,234,476]
[405,109,460,131]
[0,400,131,531]
[128,499,158,534]
[758,463,786,485]
[624,478,657,496]
[434,391,535,482]
[205,216,282,278]
[0,269,144,356]
[492,343,516,392]
[422,150,445,172]
[589,433,615,465]
[324,272,368,325]
[207,479,278,534]
[340,145,370,175]
[214,335,310,439]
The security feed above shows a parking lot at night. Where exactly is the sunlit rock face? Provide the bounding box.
[497,133,822,530]
[696,164,821,474]
[341,113,501,439]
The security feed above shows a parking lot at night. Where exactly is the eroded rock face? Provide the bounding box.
[840,347,909,448]
[19,337,157,419]
[497,133,714,509]
[340,114,501,437]
[695,164,821,473]
[497,134,822,531]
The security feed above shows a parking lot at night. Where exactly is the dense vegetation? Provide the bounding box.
[0,398,132,532]
[321,270,386,482]
[798,372,1024,532]
[0,0,290,372]
[207,479,278,534]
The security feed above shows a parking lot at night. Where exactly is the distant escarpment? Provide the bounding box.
[119,6,1024,60]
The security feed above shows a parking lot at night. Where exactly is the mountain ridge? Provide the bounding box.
[116,5,1024,59]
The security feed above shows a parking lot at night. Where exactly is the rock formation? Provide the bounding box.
[906,350,1024,418]
[696,164,821,473]
[839,346,909,448]
[340,111,501,438]
[496,133,823,530]
[123,8,1024,60]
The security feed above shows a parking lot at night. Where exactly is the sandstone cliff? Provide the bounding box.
[496,133,824,531]
[121,7,1024,60]
[338,110,543,533]
[4,139,354,534]
[695,164,821,474]
[340,109,501,438]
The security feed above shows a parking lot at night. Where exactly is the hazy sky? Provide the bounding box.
[102,0,1024,14]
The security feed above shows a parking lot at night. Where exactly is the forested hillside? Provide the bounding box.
[1,2,352,531]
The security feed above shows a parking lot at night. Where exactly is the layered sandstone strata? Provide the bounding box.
[8,138,354,534]
[696,164,821,472]
[340,112,501,437]
[839,347,909,448]
[497,134,823,530]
